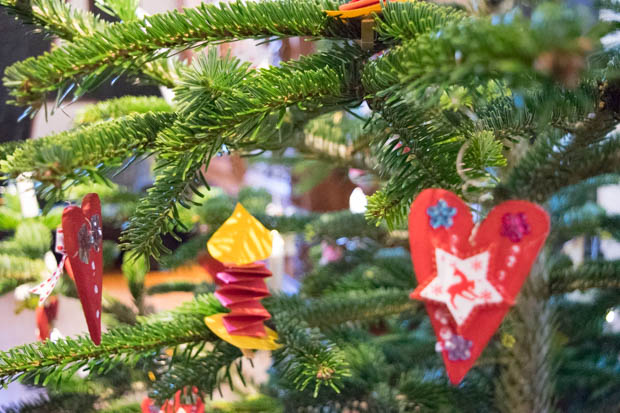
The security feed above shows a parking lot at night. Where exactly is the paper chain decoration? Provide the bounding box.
[202,256,273,337]
[408,189,550,384]
[30,193,103,345]
[202,203,280,351]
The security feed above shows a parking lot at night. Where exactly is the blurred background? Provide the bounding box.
[2,0,620,411]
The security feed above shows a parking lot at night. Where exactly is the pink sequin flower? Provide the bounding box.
[501,212,530,242]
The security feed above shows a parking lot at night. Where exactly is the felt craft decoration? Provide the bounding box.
[203,203,281,351]
[408,189,550,384]
[31,194,103,344]
[63,193,103,345]
[325,0,404,19]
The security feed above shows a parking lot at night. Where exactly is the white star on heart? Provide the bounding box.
[420,248,503,326]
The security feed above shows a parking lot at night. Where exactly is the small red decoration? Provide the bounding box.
[408,189,549,384]
[141,388,204,413]
[35,296,58,341]
[62,193,103,345]
[201,254,272,337]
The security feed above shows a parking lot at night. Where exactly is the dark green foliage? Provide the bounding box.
[1,0,620,411]
[550,260,620,294]
[150,343,242,401]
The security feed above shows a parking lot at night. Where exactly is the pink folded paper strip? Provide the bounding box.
[223,300,272,336]
[200,253,274,338]
[215,289,270,307]
[217,270,271,284]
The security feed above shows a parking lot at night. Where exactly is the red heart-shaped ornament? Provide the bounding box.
[408,189,549,384]
[62,193,103,345]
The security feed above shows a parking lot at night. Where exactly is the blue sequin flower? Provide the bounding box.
[445,334,473,361]
[427,199,457,229]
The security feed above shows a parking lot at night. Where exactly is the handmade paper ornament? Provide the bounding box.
[141,387,204,413]
[31,193,103,344]
[63,193,103,345]
[203,203,281,351]
[408,189,550,384]
[325,0,403,19]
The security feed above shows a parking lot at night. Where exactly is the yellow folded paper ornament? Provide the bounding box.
[205,313,281,351]
[205,203,280,351]
[207,203,273,266]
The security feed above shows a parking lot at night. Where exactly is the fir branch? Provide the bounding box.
[376,1,465,43]
[0,140,21,163]
[1,112,176,202]
[305,210,388,243]
[0,295,224,386]
[0,0,105,40]
[496,254,556,413]
[550,201,608,242]
[0,254,45,282]
[150,343,242,401]
[394,5,604,102]
[272,312,350,397]
[324,259,415,295]
[147,281,204,295]
[122,45,366,259]
[496,132,620,202]
[399,373,494,412]
[294,111,375,170]
[550,260,620,294]
[548,174,620,217]
[75,96,173,125]
[268,288,419,330]
[3,0,356,108]
[0,279,20,296]
[0,0,179,88]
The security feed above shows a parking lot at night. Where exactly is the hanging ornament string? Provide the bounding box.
[455,140,496,245]
[455,140,495,202]
[30,212,100,306]
[30,227,67,305]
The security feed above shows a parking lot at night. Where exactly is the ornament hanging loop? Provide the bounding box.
[456,140,494,245]
[456,140,496,203]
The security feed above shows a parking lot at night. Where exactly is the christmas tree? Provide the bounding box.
[1,0,620,411]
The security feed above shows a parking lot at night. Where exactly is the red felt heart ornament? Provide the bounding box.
[62,193,103,345]
[408,189,550,384]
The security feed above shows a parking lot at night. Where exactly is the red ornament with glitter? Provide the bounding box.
[63,193,103,345]
[408,189,550,384]
[31,194,103,345]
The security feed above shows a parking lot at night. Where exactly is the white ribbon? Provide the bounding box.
[30,227,67,306]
